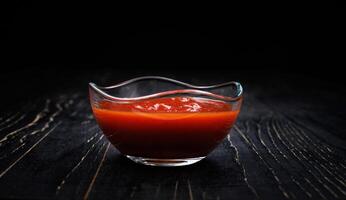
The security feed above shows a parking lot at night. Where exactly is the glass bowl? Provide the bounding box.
[89,76,243,167]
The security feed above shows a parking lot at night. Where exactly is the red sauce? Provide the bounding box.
[92,97,240,159]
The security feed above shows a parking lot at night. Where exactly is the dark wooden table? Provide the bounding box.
[0,70,345,200]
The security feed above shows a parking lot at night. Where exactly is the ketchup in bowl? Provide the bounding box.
[89,77,243,166]
[92,97,240,162]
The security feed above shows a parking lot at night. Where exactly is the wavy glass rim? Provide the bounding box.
[89,76,243,102]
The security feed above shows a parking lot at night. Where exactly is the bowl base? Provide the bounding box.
[126,155,205,167]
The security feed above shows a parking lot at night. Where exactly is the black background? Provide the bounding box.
[0,2,342,106]
[2,2,286,66]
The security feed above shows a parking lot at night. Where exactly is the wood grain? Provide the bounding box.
[0,74,345,200]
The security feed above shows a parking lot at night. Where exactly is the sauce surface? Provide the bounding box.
[92,97,240,158]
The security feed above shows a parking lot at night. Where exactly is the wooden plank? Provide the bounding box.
[0,75,345,200]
